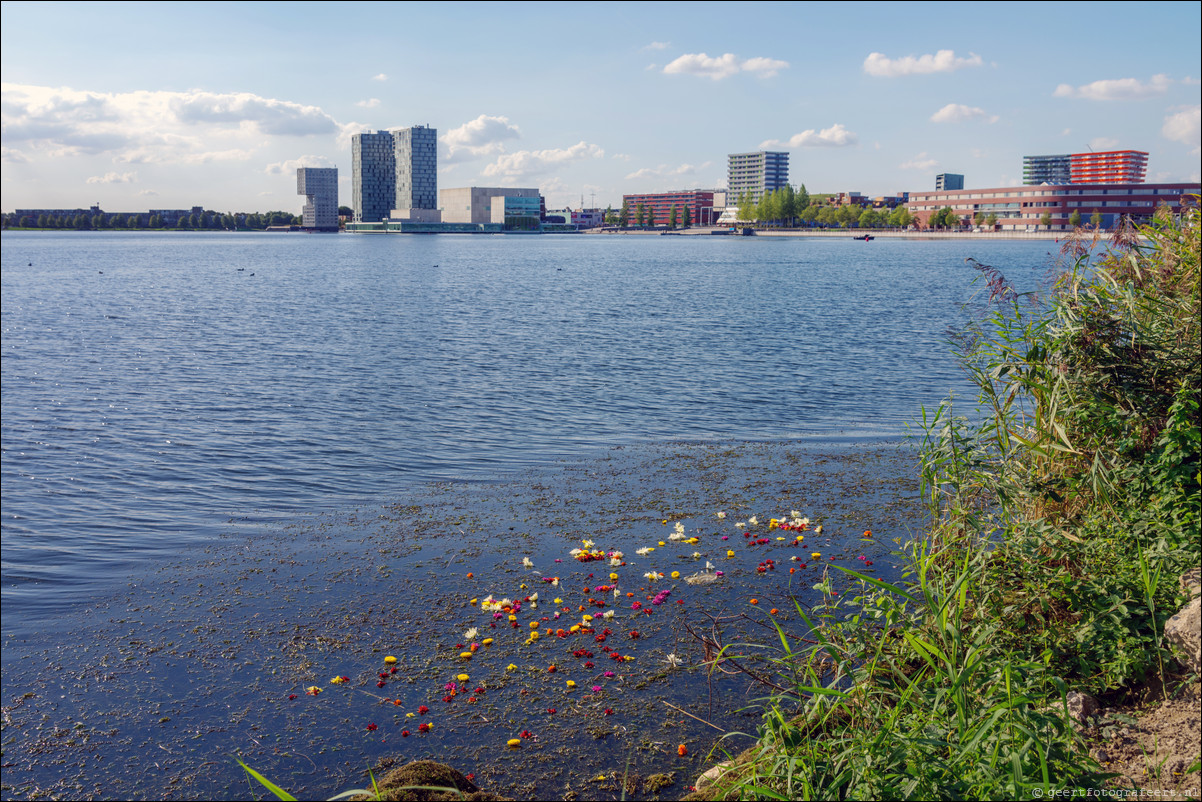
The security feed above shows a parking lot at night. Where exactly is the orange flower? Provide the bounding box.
[769,608,779,615]
[750,598,759,605]
[678,744,688,756]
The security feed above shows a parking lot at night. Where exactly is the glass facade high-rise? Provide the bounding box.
[727,151,789,203]
[351,126,438,223]
[352,131,396,223]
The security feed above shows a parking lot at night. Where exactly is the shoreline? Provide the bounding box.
[587,226,1076,240]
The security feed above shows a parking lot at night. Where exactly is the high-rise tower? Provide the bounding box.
[727,151,789,204]
[351,125,439,223]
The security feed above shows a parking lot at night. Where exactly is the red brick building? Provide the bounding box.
[907,182,1198,231]
[620,190,720,227]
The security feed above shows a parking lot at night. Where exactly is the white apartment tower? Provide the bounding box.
[297,167,339,231]
[727,151,789,204]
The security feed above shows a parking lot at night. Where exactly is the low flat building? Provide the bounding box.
[907,182,1199,230]
[440,187,540,225]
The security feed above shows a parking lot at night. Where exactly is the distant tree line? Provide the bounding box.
[736,185,914,229]
[2,210,302,231]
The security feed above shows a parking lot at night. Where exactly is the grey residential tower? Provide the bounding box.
[351,125,438,223]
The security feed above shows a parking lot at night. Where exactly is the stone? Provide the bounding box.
[1066,691,1100,725]
[695,760,735,793]
[1165,568,1201,676]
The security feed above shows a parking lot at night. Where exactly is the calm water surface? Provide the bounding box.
[1,232,1054,623]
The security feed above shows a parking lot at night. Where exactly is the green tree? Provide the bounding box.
[682,205,691,229]
[1069,209,1082,227]
[129,215,141,229]
[837,205,859,228]
[645,205,656,228]
[736,192,754,224]
[618,202,629,229]
[1090,209,1103,227]
[800,203,819,226]
[149,214,162,229]
[986,212,998,228]
[1040,210,1052,229]
[817,206,838,227]
[668,204,678,229]
[338,205,353,217]
[635,203,645,227]
[858,208,880,228]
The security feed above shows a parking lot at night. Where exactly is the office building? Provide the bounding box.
[440,187,541,225]
[907,182,1198,231]
[935,173,964,191]
[1071,150,1148,184]
[296,167,338,231]
[351,131,396,223]
[727,151,789,204]
[1023,155,1072,185]
[351,125,439,223]
[1023,150,1148,185]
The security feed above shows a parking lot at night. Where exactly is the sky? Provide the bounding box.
[2,1,1200,213]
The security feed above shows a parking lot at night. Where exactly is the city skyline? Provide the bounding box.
[2,2,1200,213]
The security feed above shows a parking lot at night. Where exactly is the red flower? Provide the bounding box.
[366,723,378,731]
[604,708,614,716]
[401,729,410,737]
[547,707,557,714]
[418,722,431,733]
[288,694,297,700]
[377,681,386,688]
[418,705,429,714]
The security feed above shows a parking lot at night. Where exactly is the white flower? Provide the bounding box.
[582,539,594,548]
[735,522,746,529]
[748,516,758,526]
[669,533,686,541]
[674,522,685,536]
[664,653,682,668]
[613,587,620,598]
[610,557,622,566]
[528,592,538,602]
[705,561,715,572]
[692,551,702,559]
[603,610,615,619]
[464,627,479,640]
[551,577,559,587]
[636,547,654,556]
[569,548,583,557]
[716,511,727,519]
[644,572,658,583]
[791,510,802,519]
[522,557,535,569]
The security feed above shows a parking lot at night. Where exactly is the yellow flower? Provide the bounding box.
[582,614,594,622]
[507,738,522,748]
[384,655,397,665]
[482,638,493,646]
[458,673,470,683]
[671,571,680,579]
[727,550,735,558]
[460,652,473,660]
[470,598,478,606]
[768,519,779,530]
[812,552,822,559]
[554,598,563,605]
[610,573,619,581]
[330,676,345,685]
[506,663,518,671]
[658,541,666,546]
[406,712,415,718]
[305,686,322,695]
[566,680,576,689]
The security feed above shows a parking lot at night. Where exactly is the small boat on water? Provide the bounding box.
[854,234,875,241]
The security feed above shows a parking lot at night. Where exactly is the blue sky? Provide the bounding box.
[2,1,1199,213]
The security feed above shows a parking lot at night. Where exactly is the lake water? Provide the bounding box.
[0,231,1060,799]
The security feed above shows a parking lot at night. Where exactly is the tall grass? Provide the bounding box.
[703,203,1200,800]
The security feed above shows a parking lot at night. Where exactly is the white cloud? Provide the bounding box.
[643,41,670,51]
[372,73,388,82]
[356,98,381,109]
[1053,74,1171,100]
[624,162,709,180]
[1,83,339,167]
[663,52,788,80]
[930,103,998,124]
[2,146,29,163]
[863,50,982,77]
[481,141,604,180]
[612,153,632,162]
[137,189,158,196]
[1163,105,1201,154]
[760,123,858,149]
[86,171,136,184]
[900,152,939,170]
[1089,137,1120,150]
[264,154,335,175]
[1062,128,1072,136]
[442,114,521,163]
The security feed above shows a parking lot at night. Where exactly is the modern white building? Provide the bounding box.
[727,151,789,204]
[440,187,541,226]
[297,167,339,231]
[351,125,439,223]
